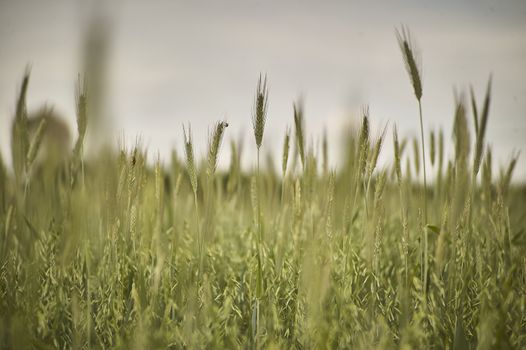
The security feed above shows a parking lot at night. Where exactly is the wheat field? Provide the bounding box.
[0,30,525,349]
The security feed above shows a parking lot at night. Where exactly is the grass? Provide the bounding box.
[1,29,525,349]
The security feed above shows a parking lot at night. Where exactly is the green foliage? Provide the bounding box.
[1,35,525,350]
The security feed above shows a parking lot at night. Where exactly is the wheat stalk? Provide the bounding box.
[183,123,201,273]
[397,25,429,298]
[393,125,409,288]
[251,74,268,347]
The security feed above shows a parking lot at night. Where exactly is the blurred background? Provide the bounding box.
[1,0,525,179]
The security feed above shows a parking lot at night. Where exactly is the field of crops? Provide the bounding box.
[1,30,525,349]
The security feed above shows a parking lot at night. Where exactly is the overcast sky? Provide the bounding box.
[1,0,525,179]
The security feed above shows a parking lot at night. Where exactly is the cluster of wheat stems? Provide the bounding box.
[0,28,524,349]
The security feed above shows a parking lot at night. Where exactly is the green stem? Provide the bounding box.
[194,191,202,279]
[255,148,261,348]
[418,100,428,223]
[418,99,429,297]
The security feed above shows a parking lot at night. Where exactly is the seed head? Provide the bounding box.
[75,75,88,144]
[252,74,268,150]
[367,124,387,180]
[207,121,228,176]
[282,127,290,176]
[293,101,305,169]
[26,117,47,169]
[473,76,492,177]
[429,130,436,167]
[357,107,370,178]
[11,68,31,179]
[183,124,197,195]
[396,26,423,101]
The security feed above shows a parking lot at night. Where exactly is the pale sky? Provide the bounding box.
[1,0,525,179]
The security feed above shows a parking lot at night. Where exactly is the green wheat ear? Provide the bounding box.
[282,127,290,176]
[453,97,470,165]
[322,128,328,175]
[396,25,428,224]
[357,107,370,179]
[396,26,423,101]
[473,76,492,177]
[367,123,387,180]
[207,121,228,176]
[252,74,268,151]
[74,74,88,155]
[26,118,47,169]
[183,124,197,196]
[11,68,31,181]
[429,130,436,167]
[293,101,305,169]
